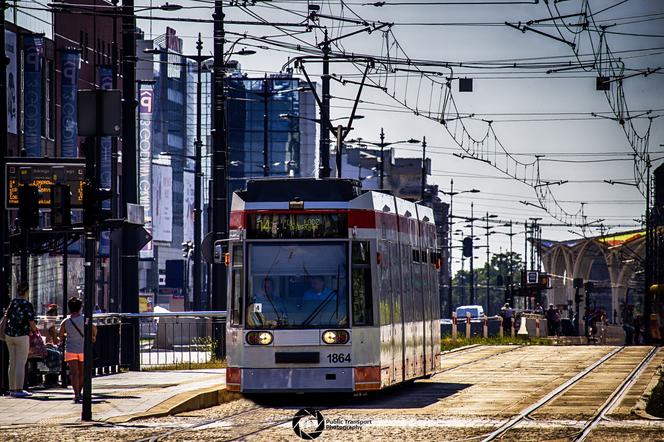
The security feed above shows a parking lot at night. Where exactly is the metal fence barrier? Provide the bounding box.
[34,312,226,375]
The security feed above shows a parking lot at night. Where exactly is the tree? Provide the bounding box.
[451,252,522,315]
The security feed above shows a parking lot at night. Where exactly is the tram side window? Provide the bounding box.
[230,245,244,326]
[352,241,374,326]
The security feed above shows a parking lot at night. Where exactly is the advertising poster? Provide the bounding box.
[152,163,173,243]
[138,85,154,259]
[183,171,195,243]
[23,35,44,156]
[98,66,113,197]
[60,50,80,157]
[5,30,17,134]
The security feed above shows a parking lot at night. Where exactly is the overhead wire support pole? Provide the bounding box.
[193,33,203,311]
[319,29,331,178]
[121,0,140,371]
[212,0,228,357]
[0,0,10,394]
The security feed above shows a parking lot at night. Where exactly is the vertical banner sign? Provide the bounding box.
[183,171,195,243]
[6,30,18,134]
[98,66,113,257]
[60,50,80,157]
[23,35,44,157]
[139,85,154,259]
[152,164,173,243]
[98,66,113,196]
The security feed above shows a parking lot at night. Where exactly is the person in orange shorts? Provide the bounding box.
[58,297,96,403]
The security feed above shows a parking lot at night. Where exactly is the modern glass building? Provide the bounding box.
[226,74,317,194]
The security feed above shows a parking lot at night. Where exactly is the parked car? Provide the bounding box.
[455,305,485,320]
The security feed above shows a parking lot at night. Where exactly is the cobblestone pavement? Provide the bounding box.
[2,346,662,441]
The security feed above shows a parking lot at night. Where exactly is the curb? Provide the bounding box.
[106,387,242,424]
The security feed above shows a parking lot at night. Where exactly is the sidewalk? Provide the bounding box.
[0,369,226,426]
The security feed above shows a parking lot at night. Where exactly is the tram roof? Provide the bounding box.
[240,178,363,202]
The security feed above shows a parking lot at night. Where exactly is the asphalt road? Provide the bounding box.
[4,345,663,442]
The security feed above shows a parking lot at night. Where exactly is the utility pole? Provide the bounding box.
[486,212,491,314]
[212,0,228,356]
[379,128,385,189]
[644,156,652,342]
[121,0,139,370]
[470,202,475,304]
[336,125,343,177]
[193,33,203,311]
[319,30,331,178]
[447,179,454,318]
[420,137,427,200]
[262,76,269,177]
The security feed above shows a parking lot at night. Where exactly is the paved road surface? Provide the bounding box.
[2,346,662,441]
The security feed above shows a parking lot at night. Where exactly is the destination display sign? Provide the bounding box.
[6,162,86,208]
[247,213,348,239]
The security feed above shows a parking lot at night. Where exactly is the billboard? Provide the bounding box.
[98,66,113,196]
[152,163,173,243]
[5,30,17,134]
[60,50,80,157]
[138,85,154,259]
[183,171,195,243]
[23,35,44,156]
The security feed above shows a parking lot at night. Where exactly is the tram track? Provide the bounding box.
[480,346,660,442]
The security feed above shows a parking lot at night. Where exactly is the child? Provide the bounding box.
[58,297,96,403]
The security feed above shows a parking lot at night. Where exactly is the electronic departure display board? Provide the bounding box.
[246,213,348,239]
[5,161,86,208]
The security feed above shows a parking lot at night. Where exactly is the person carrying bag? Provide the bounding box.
[59,297,96,403]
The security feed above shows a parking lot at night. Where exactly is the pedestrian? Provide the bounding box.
[622,305,635,345]
[39,304,62,386]
[59,297,97,403]
[500,303,513,333]
[634,315,642,345]
[534,303,544,315]
[3,283,38,397]
[546,304,558,336]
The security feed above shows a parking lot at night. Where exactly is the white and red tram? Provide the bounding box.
[221,178,441,393]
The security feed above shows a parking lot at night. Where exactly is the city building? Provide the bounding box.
[226,73,318,194]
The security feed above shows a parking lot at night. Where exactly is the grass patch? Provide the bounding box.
[646,368,664,418]
[441,335,553,352]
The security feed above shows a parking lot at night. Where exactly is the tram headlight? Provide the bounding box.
[322,330,350,345]
[246,331,273,345]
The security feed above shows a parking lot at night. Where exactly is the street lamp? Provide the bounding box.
[347,128,419,189]
[145,35,254,311]
[439,179,480,316]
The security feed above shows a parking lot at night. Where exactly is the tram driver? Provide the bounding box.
[247,277,286,327]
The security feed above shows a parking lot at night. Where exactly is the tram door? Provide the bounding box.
[389,240,404,383]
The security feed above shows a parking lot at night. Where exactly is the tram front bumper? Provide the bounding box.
[232,367,354,393]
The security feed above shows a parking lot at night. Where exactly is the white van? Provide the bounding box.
[455,305,485,320]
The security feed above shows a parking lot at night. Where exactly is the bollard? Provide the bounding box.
[499,317,504,339]
[535,318,540,338]
[483,316,488,338]
[465,313,471,340]
[517,316,529,337]
[451,312,458,344]
[511,317,515,338]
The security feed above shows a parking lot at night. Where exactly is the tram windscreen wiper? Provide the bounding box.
[301,290,338,327]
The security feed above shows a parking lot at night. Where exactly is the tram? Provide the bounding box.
[220,178,441,393]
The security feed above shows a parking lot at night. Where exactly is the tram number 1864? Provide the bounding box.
[327,353,351,364]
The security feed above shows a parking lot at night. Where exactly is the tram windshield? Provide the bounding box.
[246,243,348,329]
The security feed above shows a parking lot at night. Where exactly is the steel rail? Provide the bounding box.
[573,346,660,442]
[481,346,625,442]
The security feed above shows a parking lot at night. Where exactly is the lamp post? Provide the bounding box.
[439,181,479,316]
[145,39,253,311]
[347,129,419,190]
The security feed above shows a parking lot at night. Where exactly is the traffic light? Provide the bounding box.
[182,241,193,258]
[575,290,584,305]
[18,184,40,229]
[462,237,473,257]
[82,181,112,227]
[50,183,71,227]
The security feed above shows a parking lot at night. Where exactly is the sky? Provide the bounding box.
[134,0,664,272]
